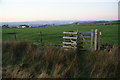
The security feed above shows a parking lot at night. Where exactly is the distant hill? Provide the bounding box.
[1,20,75,27]
[1,20,119,28]
[72,20,120,25]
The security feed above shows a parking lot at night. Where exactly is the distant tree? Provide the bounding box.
[2,25,9,28]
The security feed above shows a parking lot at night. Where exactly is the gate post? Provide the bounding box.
[94,29,98,51]
[98,30,102,50]
[90,29,94,51]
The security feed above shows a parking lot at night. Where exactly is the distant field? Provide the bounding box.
[2,24,119,45]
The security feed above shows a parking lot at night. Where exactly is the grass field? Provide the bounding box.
[2,23,119,78]
[2,24,119,45]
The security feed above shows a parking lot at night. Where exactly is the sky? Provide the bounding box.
[0,0,119,22]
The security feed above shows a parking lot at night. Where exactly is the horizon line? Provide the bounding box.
[0,19,119,23]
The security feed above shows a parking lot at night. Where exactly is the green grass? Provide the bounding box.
[2,24,119,45]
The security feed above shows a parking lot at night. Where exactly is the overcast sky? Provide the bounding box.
[0,0,119,22]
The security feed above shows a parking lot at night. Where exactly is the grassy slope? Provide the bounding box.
[2,24,118,45]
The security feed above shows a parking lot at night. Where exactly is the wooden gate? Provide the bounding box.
[63,29,102,51]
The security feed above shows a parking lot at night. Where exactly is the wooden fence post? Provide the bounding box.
[98,31,102,50]
[14,31,17,40]
[94,29,98,51]
[40,31,43,45]
[91,29,94,51]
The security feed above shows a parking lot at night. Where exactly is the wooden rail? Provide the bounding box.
[63,36,77,39]
[63,46,77,48]
[78,40,91,42]
[63,31,93,34]
[63,29,101,51]
[63,42,77,45]
[79,36,91,38]
[63,32,78,34]
[78,31,93,33]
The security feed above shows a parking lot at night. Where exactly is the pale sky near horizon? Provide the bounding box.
[0,0,119,22]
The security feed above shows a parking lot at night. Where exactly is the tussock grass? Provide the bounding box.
[2,41,119,78]
[85,45,120,78]
[2,41,78,78]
